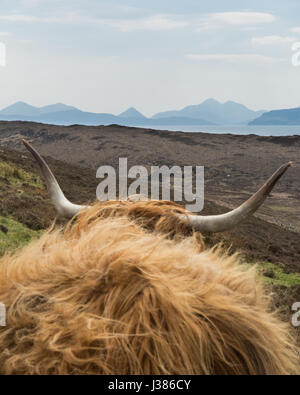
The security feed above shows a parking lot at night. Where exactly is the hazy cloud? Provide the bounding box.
[0,2,299,114]
[252,35,296,45]
[196,11,276,31]
[0,12,188,31]
[186,53,283,64]
[0,11,275,32]
[101,14,188,32]
[0,14,39,22]
[211,12,276,25]
[290,26,300,33]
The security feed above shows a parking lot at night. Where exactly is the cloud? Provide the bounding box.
[116,5,142,15]
[0,14,39,22]
[20,0,61,5]
[17,39,33,44]
[0,10,276,34]
[20,0,45,4]
[290,27,300,33]
[252,35,296,45]
[211,12,275,25]
[0,14,62,22]
[186,53,283,64]
[101,14,188,32]
[0,12,188,31]
[197,12,276,31]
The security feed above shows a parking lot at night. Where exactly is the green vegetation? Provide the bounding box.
[267,205,295,213]
[0,215,42,256]
[0,161,44,189]
[0,161,46,255]
[245,261,300,287]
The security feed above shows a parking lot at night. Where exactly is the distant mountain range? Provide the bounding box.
[249,107,300,125]
[153,99,265,125]
[0,101,211,126]
[0,99,270,127]
[1,100,300,127]
[0,102,77,116]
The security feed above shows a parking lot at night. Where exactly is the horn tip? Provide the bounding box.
[279,161,293,174]
[21,139,29,147]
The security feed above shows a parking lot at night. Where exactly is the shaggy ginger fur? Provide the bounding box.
[0,201,298,374]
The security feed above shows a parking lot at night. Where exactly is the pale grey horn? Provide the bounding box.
[22,139,86,218]
[182,162,292,233]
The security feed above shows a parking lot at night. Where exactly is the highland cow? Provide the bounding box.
[0,140,298,375]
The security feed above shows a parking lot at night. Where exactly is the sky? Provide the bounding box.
[0,0,300,116]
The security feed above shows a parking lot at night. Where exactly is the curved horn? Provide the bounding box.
[182,162,292,233]
[22,139,86,218]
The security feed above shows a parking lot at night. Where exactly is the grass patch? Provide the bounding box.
[0,215,42,256]
[267,205,295,213]
[0,161,44,189]
[245,261,300,287]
